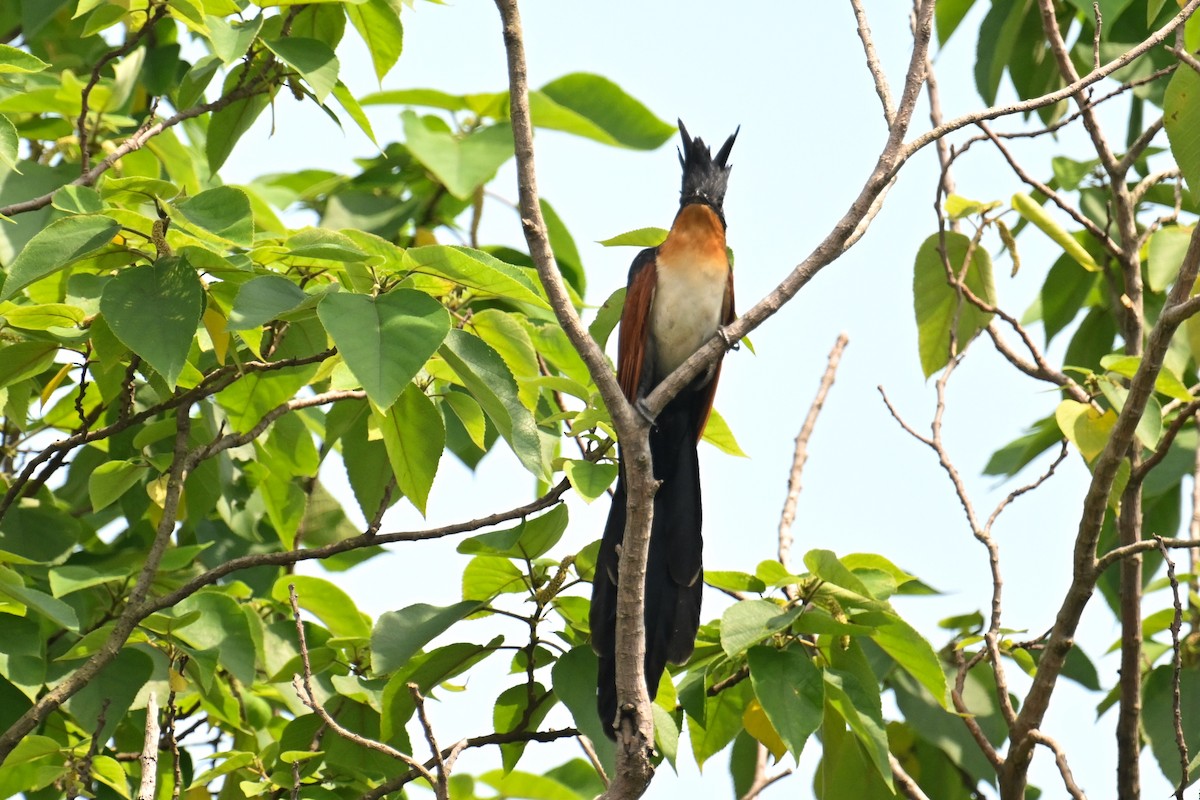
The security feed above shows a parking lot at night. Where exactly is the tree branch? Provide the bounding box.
[777,334,848,587]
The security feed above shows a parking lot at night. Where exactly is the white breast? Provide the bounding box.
[649,258,726,379]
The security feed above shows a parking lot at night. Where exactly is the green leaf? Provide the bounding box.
[1011,193,1100,272]
[688,677,751,768]
[0,506,80,566]
[88,459,148,513]
[871,616,948,706]
[63,647,153,741]
[318,289,450,410]
[440,329,547,479]
[47,564,129,597]
[458,504,568,560]
[1148,225,1194,293]
[175,186,254,247]
[0,114,17,172]
[330,81,378,146]
[0,571,79,630]
[562,459,617,503]
[912,230,997,377]
[701,407,747,457]
[271,575,371,639]
[974,0,1028,106]
[100,255,205,388]
[493,682,554,772]
[540,198,585,294]
[705,570,767,593]
[371,600,482,675]
[1143,664,1200,786]
[936,0,977,45]
[174,591,257,685]
[748,646,823,761]
[90,755,131,799]
[206,64,272,173]
[0,342,57,391]
[380,639,500,742]
[823,669,893,788]
[227,274,307,329]
[442,391,487,450]
[720,600,801,657]
[360,87,470,111]
[1,302,85,331]
[462,555,526,601]
[531,73,674,150]
[50,185,103,215]
[984,414,1063,477]
[0,44,49,73]
[479,770,585,800]
[374,384,444,515]
[597,227,667,248]
[263,37,339,103]
[550,647,616,765]
[404,245,549,310]
[0,215,120,301]
[345,0,403,83]
[205,13,262,65]
[402,112,514,199]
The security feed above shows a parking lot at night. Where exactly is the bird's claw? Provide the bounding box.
[718,326,740,351]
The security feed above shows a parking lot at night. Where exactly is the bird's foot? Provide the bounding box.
[718,325,741,351]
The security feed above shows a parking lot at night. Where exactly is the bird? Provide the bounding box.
[590,120,738,738]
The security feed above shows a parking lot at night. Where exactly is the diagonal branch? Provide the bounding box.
[777,333,849,584]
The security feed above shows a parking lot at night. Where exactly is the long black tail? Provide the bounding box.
[590,394,705,738]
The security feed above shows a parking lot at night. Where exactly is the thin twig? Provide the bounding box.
[849,0,895,125]
[738,743,794,800]
[890,753,932,800]
[287,586,438,786]
[777,334,849,586]
[358,727,581,800]
[1155,535,1190,799]
[577,735,609,788]
[408,684,449,800]
[1029,729,1088,800]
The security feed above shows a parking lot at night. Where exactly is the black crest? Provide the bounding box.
[677,119,739,222]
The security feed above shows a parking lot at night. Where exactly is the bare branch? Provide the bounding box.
[1097,536,1200,572]
[738,743,793,800]
[136,693,159,800]
[1156,535,1190,800]
[1029,729,1087,800]
[409,684,449,800]
[906,0,1200,159]
[778,334,849,580]
[492,0,658,775]
[985,324,1093,404]
[849,0,895,125]
[359,727,581,800]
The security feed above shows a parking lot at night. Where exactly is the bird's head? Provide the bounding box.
[677,119,738,226]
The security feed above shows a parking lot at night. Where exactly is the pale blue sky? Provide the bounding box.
[220,2,1175,796]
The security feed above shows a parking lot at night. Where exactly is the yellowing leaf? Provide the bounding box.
[743,699,787,760]
[1011,192,1100,272]
[1055,399,1116,461]
[203,306,230,365]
